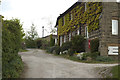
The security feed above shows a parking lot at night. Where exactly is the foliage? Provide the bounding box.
[90,52,100,60]
[96,56,113,62]
[82,53,90,60]
[71,35,85,53]
[58,2,102,36]
[61,41,72,52]
[50,34,55,47]
[25,37,37,48]
[41,39,50,50]
[2,18,24,78]
[68,49,74,56]
[110,65,120,79]
[26,24,38,40]
[25,24,38,48]
[55,46,61,55]
[90,38,99,53]
[82,52,100,60]
[36,38,42,48]
[47,46,56,53]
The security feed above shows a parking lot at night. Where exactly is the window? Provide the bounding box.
[85,26,89,38]
[60,36,62,46]
[112,20,118,35]
[69,13,73,21]
[64,35,66,43]
[77,29,79,35]
[69,33,71,41]
[72,30,76,37]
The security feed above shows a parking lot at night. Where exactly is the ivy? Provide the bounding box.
[58,2,102,36]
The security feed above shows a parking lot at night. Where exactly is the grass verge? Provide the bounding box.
[53,53,118,64]
[109,65,120,79]
[19,49,28,52]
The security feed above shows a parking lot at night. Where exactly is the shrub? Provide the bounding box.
[47,46,56,53]
[25,38,37,48]
[61,41,72,52]
[36,39,42,48]
[71,35,85,53]
[96,56,113,62]
[41,40,50,50]
[55,46,61,55]
[82,53,90,60]
[68,49,74,56]
[50,34,55,47]
[90,52,100,60]
[2,19,24,78]
[82,52,100,60]
[90,38,99,53]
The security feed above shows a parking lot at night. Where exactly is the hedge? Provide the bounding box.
[2,19,24,78]
[90,38,99,53]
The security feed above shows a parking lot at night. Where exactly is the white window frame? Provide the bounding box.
[77,29,79,35]
[64,35,66,43]
[60,36,62,46]
[112,20,118,35]
[85,26,89,38]
[55,38,57,45]
[72,30,75,37]
[69,33,71,41]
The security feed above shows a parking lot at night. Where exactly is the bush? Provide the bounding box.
[82,53,90,60]
[41,40,50,50]
[96,56,113,62]
[36,39,42,48]
[68,49,74,56]
[47,46,56,53]
[2,19,24,78]
[50,34,55,47]
[25,38,37,48]
[55,46,61,55]
[82,52,100,60]
[61,41,72,52]
[90,38,99,53]
[90,52,100,60]
[71,35,85,53]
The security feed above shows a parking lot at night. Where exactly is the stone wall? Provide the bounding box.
[99,2,119,56]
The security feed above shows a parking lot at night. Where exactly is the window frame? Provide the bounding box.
[112,19,118,35]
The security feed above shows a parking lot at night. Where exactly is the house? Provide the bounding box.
[42,34,58,45]
[55,2,120,58]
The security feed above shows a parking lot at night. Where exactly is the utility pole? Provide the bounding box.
[42,26,44,38]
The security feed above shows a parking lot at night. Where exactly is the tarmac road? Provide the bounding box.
[19,49,118,78]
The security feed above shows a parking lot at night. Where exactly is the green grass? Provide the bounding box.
[110,65,120,79]
[53,53,118,64]
[19,49,28,52]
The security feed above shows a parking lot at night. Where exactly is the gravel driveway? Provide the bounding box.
[19,49,118,78]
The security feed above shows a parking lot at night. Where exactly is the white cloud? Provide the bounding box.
[1,0,77,37]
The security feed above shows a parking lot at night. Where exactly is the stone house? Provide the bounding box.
[42,35,58,45]
[55,2,120,57]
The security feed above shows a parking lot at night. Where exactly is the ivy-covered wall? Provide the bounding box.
[57,2,102,36]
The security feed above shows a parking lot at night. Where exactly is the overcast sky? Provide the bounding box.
[1,0,120,37]
[1,0,78,37]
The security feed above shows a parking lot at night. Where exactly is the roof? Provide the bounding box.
[42,35,57,38]
[55,2,81,27]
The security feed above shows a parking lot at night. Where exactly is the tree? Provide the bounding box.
[26,24,38,40]
[25,24,38,48]
[50,34,55,47]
